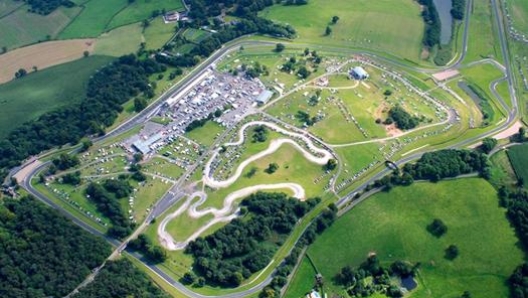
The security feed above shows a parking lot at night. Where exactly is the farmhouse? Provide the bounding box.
[350,66,369,80]
[163,11,180,23]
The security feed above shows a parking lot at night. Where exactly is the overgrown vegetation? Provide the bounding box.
[184,192,319,287]
[451,0,466,20]
[0,196,110,298]
[417,0,441,48]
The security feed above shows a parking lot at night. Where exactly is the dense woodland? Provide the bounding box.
[451,0,466,20]
[0,55,165,182]
[402,149,490,181]
[0,196,110,297]
[23,0,75,15]
[185,192,319,287]
[85,178,136,238]
[73,259,168,298]
[509,263,528,298]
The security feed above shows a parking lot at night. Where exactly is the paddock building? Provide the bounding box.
[350,66,369,80]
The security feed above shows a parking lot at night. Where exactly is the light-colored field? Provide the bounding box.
[0,39,95,84]
[94,23,143,56]
[0,5,81,50]
[260,0,424,63]
[108,0,183,30]
[0,0,23,18]
[298,179,523,297]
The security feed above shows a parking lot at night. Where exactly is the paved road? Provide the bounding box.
[18,1,520,296]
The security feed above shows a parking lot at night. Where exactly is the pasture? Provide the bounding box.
[260,0,424,63]
[94,23,143,56]
[507,143,528,186]
[107,0,184,30]
[0,55,113,138]
[0,39,95,84]
[59,0,129,39]
[0,4,80,50]
[143,17,177,51]
[293,178,523,297]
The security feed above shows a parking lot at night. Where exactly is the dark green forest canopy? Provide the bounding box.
[73,259,168,298]
[25,0,75,15]
[0,196,110,298]
[185,192,319,287]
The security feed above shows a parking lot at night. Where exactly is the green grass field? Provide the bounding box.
[94,22,143,56]
[291,178,524,298]
[143,17,177,51]
[284,256,316,298]
[59,0,129,39]
[507,143,528,186]
[489,149,517,188]
[185,121,225,147]
[0,0,23,18]
[464,0,503,63]
[0,4,81,50]
[507,0,528,35]
[107,0,183,30]
[260,0,424,63]
[0,55,113,138]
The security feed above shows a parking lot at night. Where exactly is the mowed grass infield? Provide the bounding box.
[260,0,424,63]
[0,55,113,138]
[507,143,528,185]
[507,0,528,35]
[287,178,524,298]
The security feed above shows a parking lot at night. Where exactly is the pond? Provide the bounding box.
[401,275,418,291]
[433,0,453,45]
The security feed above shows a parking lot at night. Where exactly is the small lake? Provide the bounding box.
[401,276,418,291]
[433,0,453,45]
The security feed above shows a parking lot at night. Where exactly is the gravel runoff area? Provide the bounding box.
[158,121,333,250]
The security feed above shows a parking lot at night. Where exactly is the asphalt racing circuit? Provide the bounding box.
[16,0,523,296]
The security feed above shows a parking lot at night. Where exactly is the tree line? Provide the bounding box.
[184,192,320,288]
[0,196,110,298]
[417,0,441,48]
[0,54,165,183]
[451,0,466,20]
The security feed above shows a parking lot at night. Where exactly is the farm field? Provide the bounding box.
[506,143,528,186]
[0,39,95,83]
[143,17,177,51]
[59,0,129,39]
[291,178,523,297]
[0,0,22,18]
[107,0,184,30]
[94,22,143,56]
[0,4,81,50]
[283,256,316,298]
[507,0,528,35]
[489,149,517,188]
[260,0,424,63]
[0,55,113,138]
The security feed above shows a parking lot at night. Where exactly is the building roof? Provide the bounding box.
[132,132,163,154]
[256,90,273,104]
[352,66,368,78]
